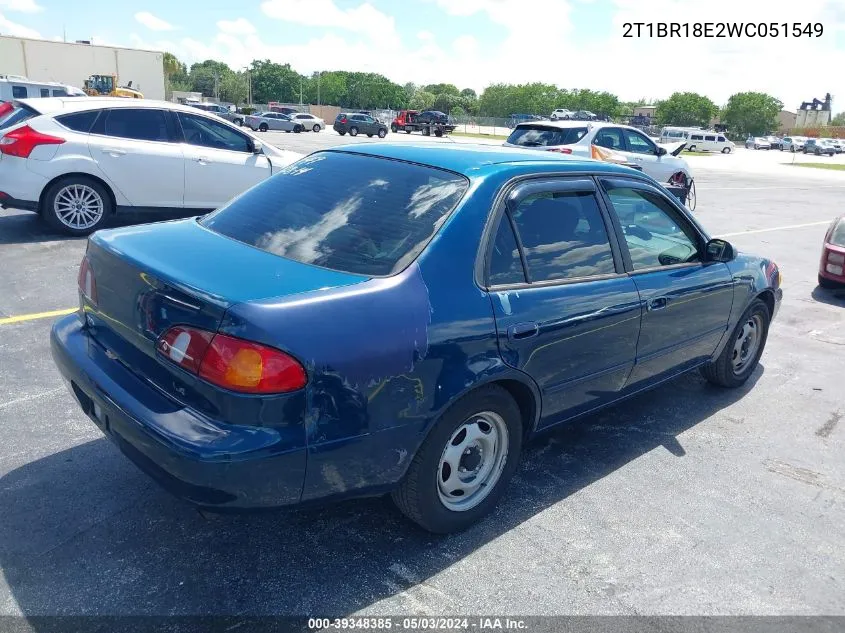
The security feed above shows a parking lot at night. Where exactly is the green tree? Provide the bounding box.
[832,111,845,126]
[460,88,477,99]
[220,72,248,105]
[422,83,460,97]
[163,52,190,99]
[249,60,303,104]
[654,92,718,127]
[409,90,436,111]
[721,92,783,137]
[188,60,234,98]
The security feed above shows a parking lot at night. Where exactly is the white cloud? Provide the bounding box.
[417,30,435,42]
[218,18,256,36]
[134,11,175,32]
[0,11,39,37]
[0,0,43,13]
[261,0,400,48]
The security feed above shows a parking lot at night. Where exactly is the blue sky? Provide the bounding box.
[2,0,844,109]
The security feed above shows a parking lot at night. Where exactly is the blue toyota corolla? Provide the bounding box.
[51,144,782,533]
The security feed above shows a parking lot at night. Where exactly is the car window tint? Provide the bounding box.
[594,128,624,150]
[718,136,726,142]
[489,215,526,286]
[103,109,170,142]
[52,89,67,97]
[0,104,38,131]
[202,152,469,276]
[705,135,716,141]
[624,129,655,154]
[506,125,588,147]
[40,88,50,98]
[178,112,250,152]
[12,86,27,98]
[691,135,703,140]
[510,191,616,282]
[56,110,99,133]
[604,186,699,270]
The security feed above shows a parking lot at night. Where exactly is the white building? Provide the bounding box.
[0,36,165,100]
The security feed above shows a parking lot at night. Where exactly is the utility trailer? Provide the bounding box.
[391,110,456,137]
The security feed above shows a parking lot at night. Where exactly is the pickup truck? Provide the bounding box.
[390,110,456,137]
[189,102,245,127]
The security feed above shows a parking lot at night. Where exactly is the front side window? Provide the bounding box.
[604,185,700,270]
[178,112,250,152]
[102,108,170,142]
[40,88,50,98]
[718,136,726,142]
[624,129,656,154]
[505,125,588,147]
[52,89,67,97]
[202,152,469,276]
[508,191,616,282]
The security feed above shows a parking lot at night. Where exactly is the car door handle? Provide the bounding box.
[647,297,669,311]
[507,322,539,341]
[195,156,211,164]
[101,148,126,156]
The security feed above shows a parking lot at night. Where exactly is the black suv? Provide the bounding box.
[334,113,388,138]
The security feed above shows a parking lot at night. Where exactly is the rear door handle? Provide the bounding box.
[195,156,210,164]
[507,322,539,341]
[102,148,126,156]
[647,297,669,311]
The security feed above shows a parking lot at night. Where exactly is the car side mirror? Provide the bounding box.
[656,146,668,156]
[705,238,737,263]
[252,140,264,155]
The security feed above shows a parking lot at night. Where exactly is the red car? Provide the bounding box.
[819,215,845,288]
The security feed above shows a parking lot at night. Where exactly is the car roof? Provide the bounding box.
[327,142,638,178]
[19,97,218,117]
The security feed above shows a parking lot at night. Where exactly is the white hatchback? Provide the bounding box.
[503,120,691,184]
[0,97,301,235]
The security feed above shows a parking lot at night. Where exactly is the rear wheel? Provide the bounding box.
[233,118,243,127]
[43,177,112,237]
[688,145,697,152]
[701,299,770,388]
[294,125,303,133]
[338,131,346,136]
[392,385,523,533]
[259,123,268,132]
[391,123,398,133]
[312,124,321,132]
[349,126,359,137]
[405,128,412,134]
[434,129,443,138]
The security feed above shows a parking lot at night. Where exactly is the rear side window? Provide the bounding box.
[40,88,50,98]
[12,86,27,98]
[506,125,588,147]
[507,191,616,282]
[705,135,716,141]
[489,215,525,286]
[690,134,704,140]
[102,109,170,142]
[56,110,99,133]
[202,152,469,277]
[52,89,67,97]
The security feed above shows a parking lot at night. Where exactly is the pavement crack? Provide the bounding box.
[816,411,842,438]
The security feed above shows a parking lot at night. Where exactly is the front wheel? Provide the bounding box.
[233,118,243,127]
[754,144,759,150]
[392,385,523,533]
[43,177,112,236]
[378,128,387,138]
[312,124,321,132]
[349,126,359,137]
[294,125,303,133]
[391,123,398,133]
[701,299,770,388]
[405,128,412,134]
[259,123,268,132]
[721,147,731,154]
[338,131,346,136]
[688,145,696,152]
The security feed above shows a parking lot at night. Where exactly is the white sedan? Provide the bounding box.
[503,120,691,185]
[290,112,325,132]
[745,137,771,150]
[0,97,301,235]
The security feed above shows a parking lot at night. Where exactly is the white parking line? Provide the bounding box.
[705,186,845,190]
[719,221,831,237]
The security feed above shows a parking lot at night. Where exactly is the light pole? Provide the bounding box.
[241,66,252,106]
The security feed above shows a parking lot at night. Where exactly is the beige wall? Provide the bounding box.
[0,36,165,100]
[777,110,796,132]
[310,104,341,121]
[633,106,656,117]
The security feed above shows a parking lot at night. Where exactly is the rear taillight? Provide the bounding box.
[77,255,98,306]
[0,102,12,117]
[157,326,307,394]
[546,147,572,154]
[340,117,347,124]
[0,125,65,158]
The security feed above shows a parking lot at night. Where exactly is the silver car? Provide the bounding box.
[290,112,325,132]
[245,112,304,133]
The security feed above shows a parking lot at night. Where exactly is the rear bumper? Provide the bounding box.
[50,314,306,509]
[0,195,38,211]
[0,156,48,210]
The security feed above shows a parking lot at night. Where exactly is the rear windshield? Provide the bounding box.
[201,152,469,276]
[831,219,845,247]
[506,125,588,147]
[0,103,39,131]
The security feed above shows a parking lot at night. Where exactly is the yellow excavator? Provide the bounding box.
[83,74,144,99]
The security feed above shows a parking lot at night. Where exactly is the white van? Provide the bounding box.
[685,131,734,153]
[0,75,85,102]
[659,126,700,144]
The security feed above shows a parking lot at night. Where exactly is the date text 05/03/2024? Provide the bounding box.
[623,22,823,38]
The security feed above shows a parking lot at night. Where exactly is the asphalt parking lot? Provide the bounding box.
[1,131,844,618]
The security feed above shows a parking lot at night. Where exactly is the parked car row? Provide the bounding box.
[245,111,325,133]
[745,134,843,154]
[333,112,388,138]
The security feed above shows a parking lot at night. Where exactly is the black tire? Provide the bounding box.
[312,124,321,132]
[434,129,443,138]
[233,118,243,127]
[391,384,523,533]
[349,126,359,137]
[259,123,268,132]
[754,144,758,150]
[688,145,696,152]
[338,131,346,136]
[790,146,795,152]
[722,147,731,154]
[818,274,841,289]
[422,127,430,136]
[378,128,387,138]
[294,125,303,134]
[405,129,412,134]
[391,123,398,133]
[43,176,112,237]
[701,299,770,388]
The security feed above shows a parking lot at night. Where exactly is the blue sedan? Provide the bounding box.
[51,144,782,533]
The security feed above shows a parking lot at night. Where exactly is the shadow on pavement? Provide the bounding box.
[0,367,762,617]
[811,285,845,307]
